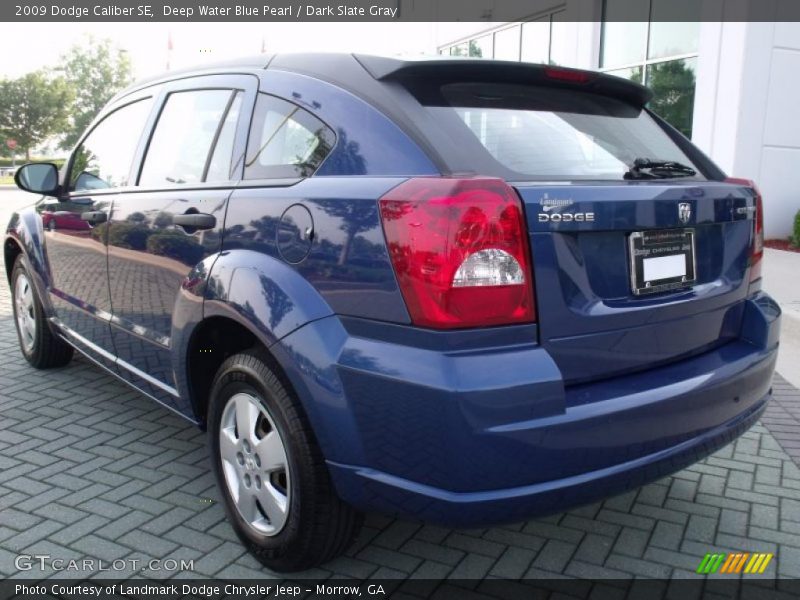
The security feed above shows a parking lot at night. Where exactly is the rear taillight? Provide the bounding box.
[379,177,536,329]
[726,177,763,283]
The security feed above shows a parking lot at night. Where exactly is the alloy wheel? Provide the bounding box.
[219,392,291,536]
[14,273,36,353]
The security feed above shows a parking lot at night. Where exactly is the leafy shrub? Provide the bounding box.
[793,209,800,248]
[146,231,204,265]
[89,222,107,242]
[108,222,150,250]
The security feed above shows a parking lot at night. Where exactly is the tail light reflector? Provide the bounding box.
[725,177,763,283]
[379,177,535,329]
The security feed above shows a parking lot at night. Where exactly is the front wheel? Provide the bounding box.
[10,256,73,369]
[208,350,362,571]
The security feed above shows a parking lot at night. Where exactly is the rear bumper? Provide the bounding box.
[328,390,768,526]
[275,292,780,526]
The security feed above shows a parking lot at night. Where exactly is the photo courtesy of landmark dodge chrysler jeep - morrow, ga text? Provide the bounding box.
[5,54,781,571]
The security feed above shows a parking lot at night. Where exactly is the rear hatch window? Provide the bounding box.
[424,82,702,181]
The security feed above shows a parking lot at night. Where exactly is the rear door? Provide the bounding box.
[410,77,756,384]
[106,74,257,409]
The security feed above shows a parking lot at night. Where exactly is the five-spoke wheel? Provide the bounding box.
[10,256,73,369]
[14,272,36,353]
[208,350,363,571]
[219,392,290,536]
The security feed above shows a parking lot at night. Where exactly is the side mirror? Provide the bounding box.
[14,163,59,196]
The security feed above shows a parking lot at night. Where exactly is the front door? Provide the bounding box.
[106,75,256,411]
[45,95,154,368]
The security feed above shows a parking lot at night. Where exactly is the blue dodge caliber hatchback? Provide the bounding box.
[6,54,781,570]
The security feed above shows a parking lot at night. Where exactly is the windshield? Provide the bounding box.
[427,83,702,181]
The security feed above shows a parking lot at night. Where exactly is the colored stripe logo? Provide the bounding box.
[696,552,773,574]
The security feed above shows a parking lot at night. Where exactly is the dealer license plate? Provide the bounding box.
[628,229,696,296]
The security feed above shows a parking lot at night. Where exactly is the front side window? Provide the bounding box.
[69,98,152,192]
[139,89,238,187]
[244,94,334,180]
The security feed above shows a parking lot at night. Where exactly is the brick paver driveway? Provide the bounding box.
[1,188,800,581]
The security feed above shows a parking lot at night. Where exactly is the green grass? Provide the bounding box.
[0,176,14,185]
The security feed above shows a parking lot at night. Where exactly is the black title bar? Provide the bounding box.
[4,0,800,22]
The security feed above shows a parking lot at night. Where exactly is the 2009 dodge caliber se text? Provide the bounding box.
[4,54,781,571]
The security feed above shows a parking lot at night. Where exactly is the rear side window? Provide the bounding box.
[425,82,700,181]
[139,89,239,187]
[70,98,152,192]
[244,93,334,179]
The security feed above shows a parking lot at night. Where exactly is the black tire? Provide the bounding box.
[10,256,73,369]
[208,349,363,572]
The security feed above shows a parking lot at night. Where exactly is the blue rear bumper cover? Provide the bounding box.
[277,293,780,526]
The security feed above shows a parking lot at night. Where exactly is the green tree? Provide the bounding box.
[58,37,133,150]
[449,40,483,58]
[647,60,696,138]
[0,71,72,160]
[469,40,483,57]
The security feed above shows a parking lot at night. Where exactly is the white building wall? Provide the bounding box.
[757,22,800,238]
[693,18,800,238]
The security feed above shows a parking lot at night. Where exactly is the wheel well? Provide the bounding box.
[4,238,22,282]
[188,317,258,424]
[187,316,298,427]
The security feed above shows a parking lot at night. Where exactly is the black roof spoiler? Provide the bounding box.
[354,54,653,107]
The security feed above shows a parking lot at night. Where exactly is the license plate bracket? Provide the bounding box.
[629,228,696,296]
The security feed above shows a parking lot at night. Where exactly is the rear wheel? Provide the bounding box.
[208,349,362,571]
[11,256,73,368]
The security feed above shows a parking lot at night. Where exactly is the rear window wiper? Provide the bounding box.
[624,158,697,180]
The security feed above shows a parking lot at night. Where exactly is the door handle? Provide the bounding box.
[80,211,107,224]
[173,213,216,230]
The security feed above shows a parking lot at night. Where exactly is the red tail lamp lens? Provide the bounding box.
[726,177,763,283]
[379,178,536,329]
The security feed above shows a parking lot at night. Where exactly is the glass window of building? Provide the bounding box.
[470,34,493,58]
[645,57,697,139]
[493,25,520,61]
[604,65,643,83]
[449,42,469,57]
[521,18,550,63]
[548,11,571,66]
[648,0,701,60]
[440,9,571,66]
[600,0,649,67]
[600,0,700,138]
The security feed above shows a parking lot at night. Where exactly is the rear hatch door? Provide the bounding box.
[517,180,754,384]
[379,63,758,384]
